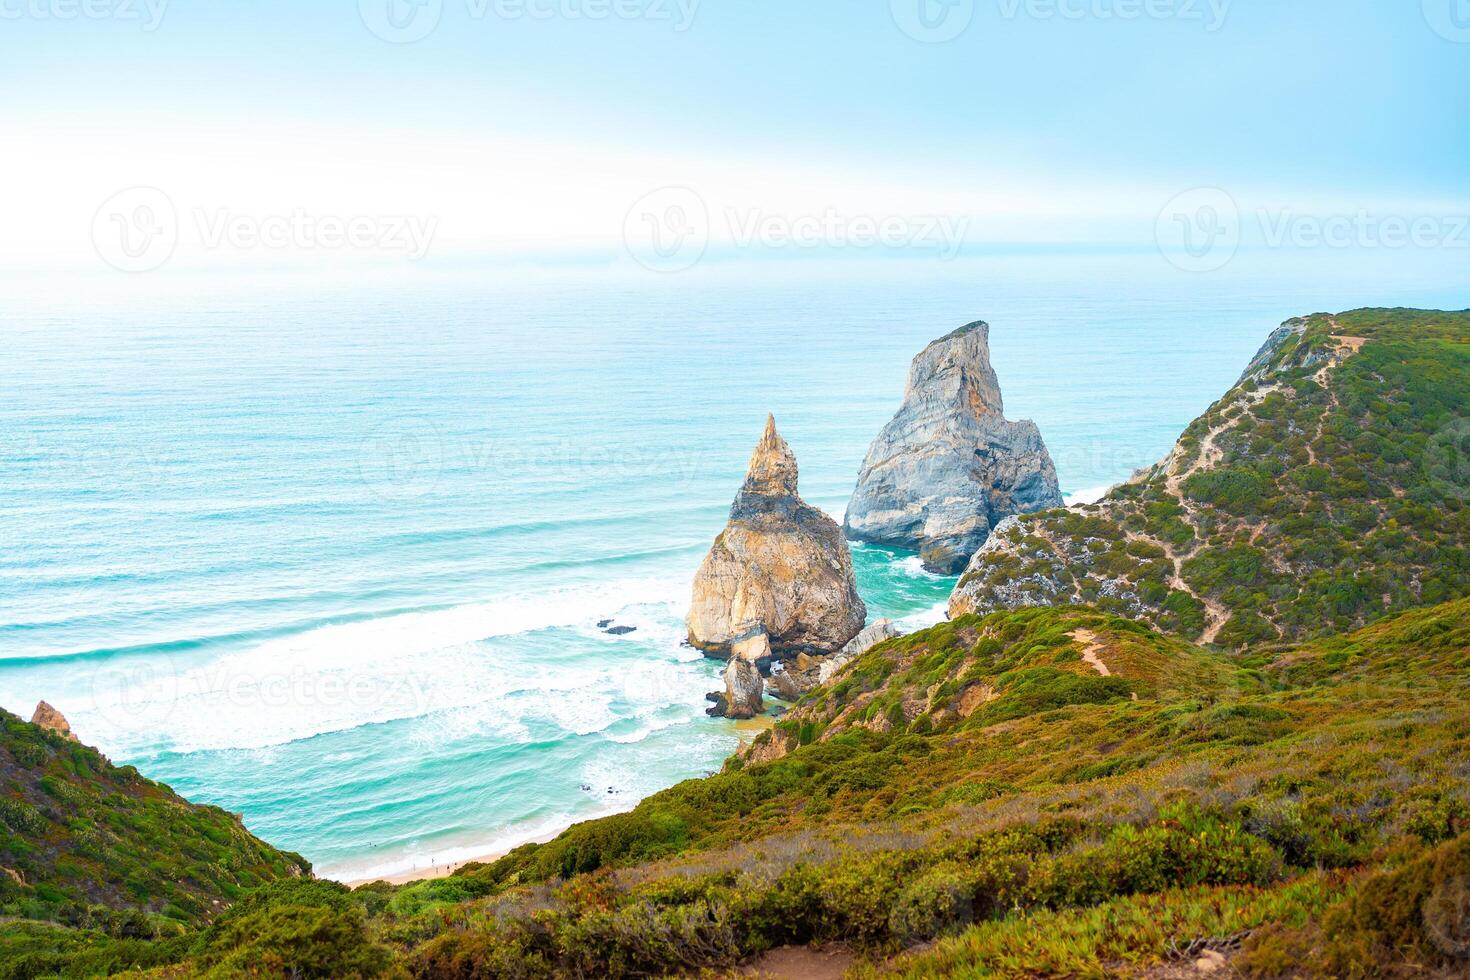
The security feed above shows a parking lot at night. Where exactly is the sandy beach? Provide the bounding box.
[345,840,536,888]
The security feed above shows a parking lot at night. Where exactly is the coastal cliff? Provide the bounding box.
[0,707,309,930]
[845,321,1063,574]
[11,310,1470,980]
[950,309,1470,648]
[687,415,866,658]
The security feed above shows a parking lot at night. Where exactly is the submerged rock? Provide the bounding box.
[845,321,1063,574]
[687,415,867,658]
[30,701,77,742]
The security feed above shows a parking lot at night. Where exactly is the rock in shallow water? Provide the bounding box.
[844,321,1063,574]
[687,415,866,658]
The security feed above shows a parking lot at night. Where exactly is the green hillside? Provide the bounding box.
[0,710,311,977]
[951,308,1470,648]
[4,308,1468,978]
[39,596,1455,979]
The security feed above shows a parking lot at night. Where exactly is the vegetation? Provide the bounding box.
[953,308,1470,648]
[0,710,308,931]
[3,308,1468,976]
[4,593,1465,977]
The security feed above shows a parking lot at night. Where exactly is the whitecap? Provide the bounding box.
[1064,484,1115,506]
[74,576,694,757]
[894,601,949,633]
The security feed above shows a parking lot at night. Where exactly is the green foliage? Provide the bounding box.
[11,307,1470,978]
[952,308,1470,647]
[0,711,309,929]
[187,880,393,979]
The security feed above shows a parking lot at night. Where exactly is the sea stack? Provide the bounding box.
[30,701,78,742]
[688,415,867,659]
[844,321,1063,574]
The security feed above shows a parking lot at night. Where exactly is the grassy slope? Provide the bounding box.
[951,308,1470,648]
[110,596,1460,979]
[0,710,310,977]
[7,308,1470,978]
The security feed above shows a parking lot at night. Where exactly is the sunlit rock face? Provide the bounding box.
[688,416,867,658]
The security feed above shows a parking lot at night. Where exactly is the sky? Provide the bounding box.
[2,0,1468,272]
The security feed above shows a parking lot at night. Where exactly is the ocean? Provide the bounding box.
[2,250,1465,880]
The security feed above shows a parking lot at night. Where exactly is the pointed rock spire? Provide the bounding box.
[688,416,867,661]
[845,320,1063,574]
[741,414,799,499]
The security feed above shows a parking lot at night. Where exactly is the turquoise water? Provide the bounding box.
[2,253,1465,879]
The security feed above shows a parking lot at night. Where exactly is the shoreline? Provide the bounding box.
[341,714,778,889]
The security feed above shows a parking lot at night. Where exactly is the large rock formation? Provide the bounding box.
[688,415,867,659]
[844,321,1063,574]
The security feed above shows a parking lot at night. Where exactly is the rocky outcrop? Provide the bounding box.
[706,630,773,718]
[816,618,900,684]
[688,416,867,659]
[722,632,768,719]
[845,321,1063,574]
[30,701,77,741]
[768,618,902,701]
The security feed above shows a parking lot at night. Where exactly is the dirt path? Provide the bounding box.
[736,945,854,979]
[1070,629,1111,676]
[1152,383,1288,646]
